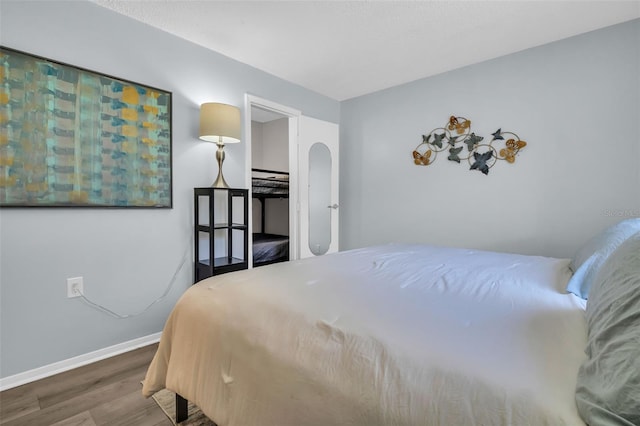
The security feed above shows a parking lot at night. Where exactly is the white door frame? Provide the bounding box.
[244,94,301,267]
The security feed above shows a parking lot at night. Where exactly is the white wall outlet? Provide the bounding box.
[67,277,84,298]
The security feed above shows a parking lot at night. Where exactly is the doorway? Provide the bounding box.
[244,95,340,265]
[244,95,301,268]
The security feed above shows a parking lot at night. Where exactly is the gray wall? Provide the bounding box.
[0,0,339,378]
[340,19,640,259]
[251,119,289,235]
[1,1,638,381]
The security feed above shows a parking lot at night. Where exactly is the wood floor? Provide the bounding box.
[0,344,172,426]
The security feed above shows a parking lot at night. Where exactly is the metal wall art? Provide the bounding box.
[0,46,172,208]
[412,115,526,175]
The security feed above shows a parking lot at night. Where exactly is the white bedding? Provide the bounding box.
[143,243,588,426]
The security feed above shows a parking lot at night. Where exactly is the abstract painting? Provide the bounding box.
[0,47,172,207]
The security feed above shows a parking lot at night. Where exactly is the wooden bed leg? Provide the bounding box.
[176,393,188,423]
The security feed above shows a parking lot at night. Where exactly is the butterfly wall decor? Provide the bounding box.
[412,116,527,175]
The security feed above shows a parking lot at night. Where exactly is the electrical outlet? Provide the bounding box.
[67,277,84,298]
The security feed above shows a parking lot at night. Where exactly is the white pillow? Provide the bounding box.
[566,218,640,299]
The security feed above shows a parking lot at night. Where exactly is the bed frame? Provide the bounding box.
[176,394,189,423]
[251,168,289,266]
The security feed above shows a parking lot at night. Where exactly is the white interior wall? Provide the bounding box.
[262,118,289,172]
[0,0,338,380]
[340,19,640,259]
[251,118,289,235]
[251,120,265,232]
[250,121,264,169]
[2,0,637,384]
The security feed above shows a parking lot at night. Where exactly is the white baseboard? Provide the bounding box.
[0,332,162,392]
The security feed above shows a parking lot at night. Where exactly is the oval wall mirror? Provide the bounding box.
[308,142,332,255]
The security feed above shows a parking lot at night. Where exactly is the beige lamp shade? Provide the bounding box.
[199,102,241,144]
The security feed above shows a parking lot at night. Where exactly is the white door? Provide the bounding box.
[299,116,339,259]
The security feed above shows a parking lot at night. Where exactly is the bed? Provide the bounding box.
[251,168,289,266]
[252,232,289,265]
[143,219,640,426]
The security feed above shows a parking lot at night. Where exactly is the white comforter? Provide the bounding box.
[143,244,588,426]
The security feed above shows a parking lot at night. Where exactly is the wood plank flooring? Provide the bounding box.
[0,344,171,426]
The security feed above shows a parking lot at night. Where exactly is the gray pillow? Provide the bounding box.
[575,231,640,425]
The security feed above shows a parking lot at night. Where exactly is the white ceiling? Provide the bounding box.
[91,0,640,101]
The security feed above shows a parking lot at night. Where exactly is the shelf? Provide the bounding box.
[195,187,247,196]
[198,257,246,268]
[196,257,248,277]
[194,187,249,283]
[197,223,248,232]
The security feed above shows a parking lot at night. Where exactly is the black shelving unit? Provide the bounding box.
[194,187,248,283]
